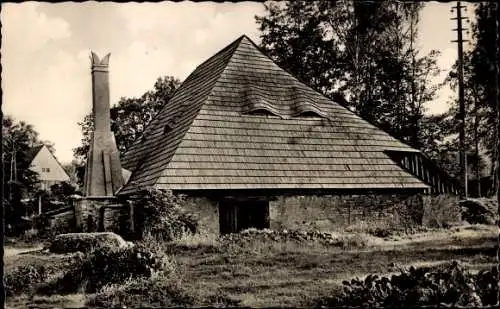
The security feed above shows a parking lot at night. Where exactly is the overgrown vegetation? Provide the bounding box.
[220,228,368,249]
[460,198,498,225]
[134,188,198,241]
[5,253,78,297]
[317,261,499,307]
[87,273,195,308]
[38,242,176,295]
[5,264,52,297]
[5,223,497,308]
[422,195,463,228]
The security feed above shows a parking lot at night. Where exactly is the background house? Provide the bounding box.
[27,144,71,191]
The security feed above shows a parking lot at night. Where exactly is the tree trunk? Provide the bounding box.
[494,1,500,284]
[473,86,481,196]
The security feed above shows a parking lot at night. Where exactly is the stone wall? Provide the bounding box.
[48,209,76,234]
[74,197,129,233]
[103,206,131,234]
[71,192,426,237]
[183,196,219,235]
[180,193,424,236]
[269,194,424,232]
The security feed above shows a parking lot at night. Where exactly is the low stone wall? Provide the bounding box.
[268,194,424,232]
[74,197,130,233]
[183,197,219,235]
[103,206,131,234]
[48,209,76,234]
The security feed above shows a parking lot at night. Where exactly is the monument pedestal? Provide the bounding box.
[74,196,133,234]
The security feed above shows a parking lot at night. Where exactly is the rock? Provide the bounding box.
[459,198,497,225]
[49,232,129,254]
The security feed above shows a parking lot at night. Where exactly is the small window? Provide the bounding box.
[299,111,323,118]
[248,109,278,117]
[42,168,50,173]
[164,124,173,134]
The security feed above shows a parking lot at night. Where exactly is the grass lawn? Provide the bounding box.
[4,224,498,308]
[168,224,497,307]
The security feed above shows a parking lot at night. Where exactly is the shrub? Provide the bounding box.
[422,195,462,228]
[5,264,48,296]
[20,228,41,243]
[4,254,78,296]
[133,188,198,241]
[318,261,499,307]
[459,198,497,225]
[38,242,175,295]
[87,273,195,308]
[220,228,368,249]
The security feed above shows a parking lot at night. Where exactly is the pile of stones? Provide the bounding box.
[220,228,366,248]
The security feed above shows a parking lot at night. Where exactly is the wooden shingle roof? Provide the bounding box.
[118,35,429,195]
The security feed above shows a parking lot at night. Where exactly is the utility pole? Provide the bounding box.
[451,1,469,198]
[410,3,418,149]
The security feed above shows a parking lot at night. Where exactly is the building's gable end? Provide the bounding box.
[30,146,70,182]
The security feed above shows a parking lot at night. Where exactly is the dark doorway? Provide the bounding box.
[219,199,270,234]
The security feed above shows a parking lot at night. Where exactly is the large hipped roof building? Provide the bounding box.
[118,35,458,196]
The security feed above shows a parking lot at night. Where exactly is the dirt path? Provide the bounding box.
[4,246,44,257]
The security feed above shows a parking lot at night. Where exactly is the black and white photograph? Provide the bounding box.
[1,1,499,308]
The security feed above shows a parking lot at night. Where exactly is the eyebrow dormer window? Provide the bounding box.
[292,87,329,119]
[297,111,323,118]
[243,84,285,118]
[246,108,282,118]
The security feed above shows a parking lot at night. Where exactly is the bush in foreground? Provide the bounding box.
[318,261,499,307]
[5,254,78,297]
[5,264,49,297]
[38,242,175,295]
[87,273,195,308]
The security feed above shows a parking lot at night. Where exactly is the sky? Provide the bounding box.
[1,1,475,164]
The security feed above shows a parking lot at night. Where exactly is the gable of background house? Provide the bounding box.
[29,145,70,190]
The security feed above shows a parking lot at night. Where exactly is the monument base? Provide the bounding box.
[73,196,134,235]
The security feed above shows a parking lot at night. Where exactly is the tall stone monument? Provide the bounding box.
[83,52,124,196]
[74,52,131,233]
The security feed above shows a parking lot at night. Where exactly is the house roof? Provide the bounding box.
[25,144,45,164]
[27,144,71,181]
[118,35,429,195]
